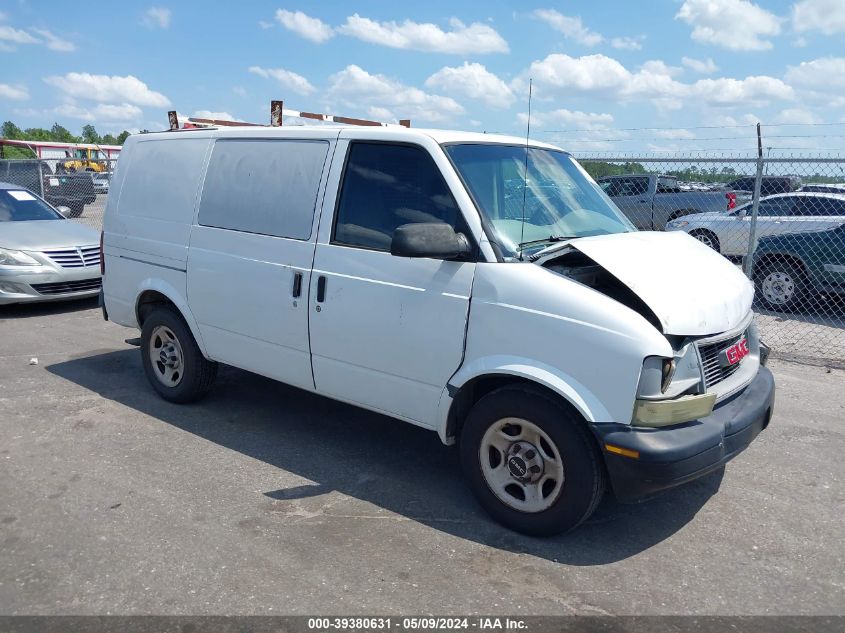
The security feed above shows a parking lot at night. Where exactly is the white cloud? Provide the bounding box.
[338,15,508,54]
[518,108,613,129]
[689,76,794,106]
[424,63,513,109]
[193,110,236,121]
[232,86,247,97]
[676,0,782,51]
[328,65,464,123]
[0,83,29,100]
[142,7,171,29]
[522,53,794,110]
[274,9,334,43]
[653,128,696,139]
[611,36,645,50]
[785,57,845,91]
[95,103,144,120]
[533,9,602,46]
[44,73,171,107]
[0,24,39,46]
[792,0,845,35]
[523,54,632,94]
[773,108,822,124]
[248,65,315,96]
[682,56,718,74]
[30,28,75,52]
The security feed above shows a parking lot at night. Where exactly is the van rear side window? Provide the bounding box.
[118,138,210,223]
[198,139,329,240]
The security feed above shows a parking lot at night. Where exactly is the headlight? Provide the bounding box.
[0,247,40,266]
[633,348,710,427]
[669,220,689,228]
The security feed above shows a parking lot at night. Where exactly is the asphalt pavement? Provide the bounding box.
[0,298,843,615]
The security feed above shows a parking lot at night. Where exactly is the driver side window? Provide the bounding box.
[333,142,462,251]
[332,143,461,251]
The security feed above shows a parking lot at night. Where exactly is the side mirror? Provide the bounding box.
[56,206,72,218]
[390,223,471,260]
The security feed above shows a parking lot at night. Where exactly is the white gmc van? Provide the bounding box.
[101,125,774,535]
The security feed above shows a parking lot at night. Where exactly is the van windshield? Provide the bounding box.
[444,144,633,259]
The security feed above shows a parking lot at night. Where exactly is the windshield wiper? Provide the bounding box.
[517,235,574,249]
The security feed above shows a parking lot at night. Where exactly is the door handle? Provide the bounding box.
[638,199,647,203]
[316,275,327,303]
[292,272,302,298]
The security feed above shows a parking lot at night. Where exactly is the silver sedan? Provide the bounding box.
[0,182,101,305]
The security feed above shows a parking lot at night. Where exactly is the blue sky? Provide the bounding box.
[2,0,845,153]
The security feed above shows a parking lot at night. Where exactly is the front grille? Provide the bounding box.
[42,246,100,268]
[31,278,101,295]
[697,331,746,390]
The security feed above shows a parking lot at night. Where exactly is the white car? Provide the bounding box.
[666,192,845,257]
[102,125,774,536]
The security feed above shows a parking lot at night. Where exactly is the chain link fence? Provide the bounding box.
[0,157,116,232]
[577,154,845,366]
[2,153,843,365]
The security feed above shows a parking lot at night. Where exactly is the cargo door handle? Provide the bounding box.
[316,275,327,303]
[292,272,303,298]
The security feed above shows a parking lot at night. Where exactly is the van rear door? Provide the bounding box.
[187,136,332,391]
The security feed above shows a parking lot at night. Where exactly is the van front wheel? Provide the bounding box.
[140,306,217,403]
[460,386,605,536]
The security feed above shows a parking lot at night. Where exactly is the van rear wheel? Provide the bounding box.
[140,306,217,403]
[460,386,605,536]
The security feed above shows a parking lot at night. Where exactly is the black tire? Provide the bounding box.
[754,259,809,312]
[460,386,605,536]
[690,229,720,252]
[67,204,84,218]
[140,305,217,403]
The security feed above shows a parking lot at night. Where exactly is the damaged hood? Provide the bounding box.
[537,231,753,336]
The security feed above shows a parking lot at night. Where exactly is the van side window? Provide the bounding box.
[198,139,329,240]
[333,142,461,251]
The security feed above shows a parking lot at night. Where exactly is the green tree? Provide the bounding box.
[49,123,79,143]
[116,130,131,144]
[101,133,118,145]
[81,124,101,144]
[1,121,23,139]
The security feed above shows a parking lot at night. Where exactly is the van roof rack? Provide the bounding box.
[167,101,410,132]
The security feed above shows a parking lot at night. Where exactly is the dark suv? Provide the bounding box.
[726,175,802,196]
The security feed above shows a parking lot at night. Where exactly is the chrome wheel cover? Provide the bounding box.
[762,271,795,305]
[479,418,565,513]
[149,325,184,387]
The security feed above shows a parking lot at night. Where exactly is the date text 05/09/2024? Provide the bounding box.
[307,617,528,631]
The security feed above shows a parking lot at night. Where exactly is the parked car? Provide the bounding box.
[0,160,96,217]
[102,127,774,536]
[0,182,102,305]
[596,174,745,230]
[92,172,110,195]
[726,175,802,196]
[801,183,845,194]
[752,224,845,311]
[666,192,845,257]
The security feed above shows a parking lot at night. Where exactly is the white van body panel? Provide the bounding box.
[103,133,212,343]
[307,132,480,428]
[186,133,337,391]
[444,262,672,429]
[552,231,754,336]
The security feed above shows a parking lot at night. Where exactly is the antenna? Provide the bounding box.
[517,78,533,261]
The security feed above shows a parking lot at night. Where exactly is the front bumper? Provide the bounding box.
[0,266,101,305]
[591,366,775,502]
